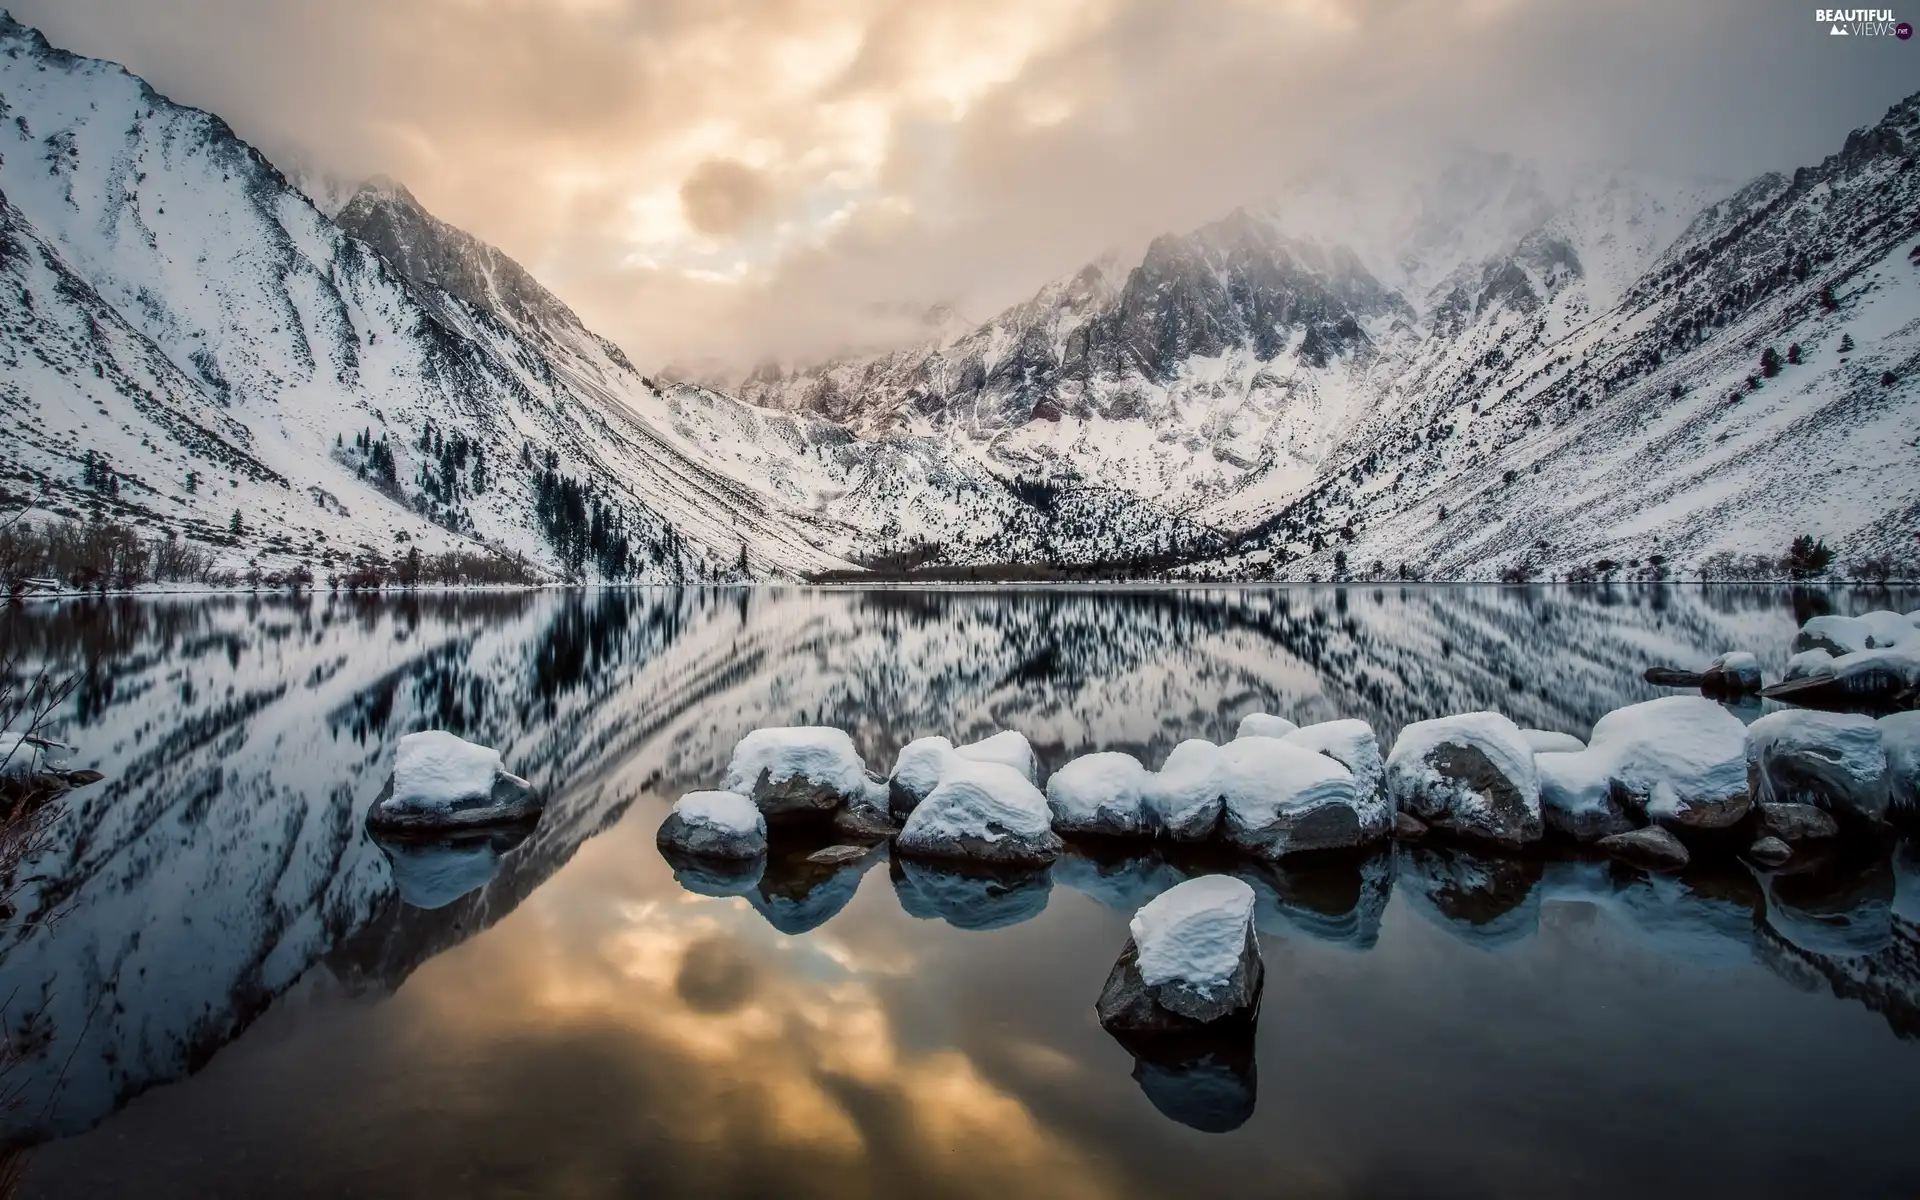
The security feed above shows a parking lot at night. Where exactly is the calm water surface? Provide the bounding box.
[2,585,1918,1198]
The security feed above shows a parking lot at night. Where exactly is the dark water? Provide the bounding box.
[2,585,1917,1198]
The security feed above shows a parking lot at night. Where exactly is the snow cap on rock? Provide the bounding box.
[1234,713,1299,741]
[1130,875,1259,997]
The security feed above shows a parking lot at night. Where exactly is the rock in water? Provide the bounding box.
[368,730,540,832]
[1756,802,1840,842]
[1046,751,1152,837]
[1234,713,1299,740]
[1522,729,1588,754]
[1700,652,1763,695]
[1216,739,1374,860]
[1762,647,1920,708]
[1536,747,1635,842]
[1597,826,1691,871]
[1282,719,1390,819]
[1746,710,1890,825]
[1880,711,1920,820]
[1748,836,1794,867]
[1783,649,1835,682]
[888,736,955,821]
[722,727,881,823]
[1643,666,1707,688]
[1144,740,1230,841]
[656,790,769,860]
[1097,876,1263,1032]
[1385,713,1542,847]
[1588,696,1751,831]
[896,759,1063,866]
[1393,812,1429,840]
[953,730,1040,784]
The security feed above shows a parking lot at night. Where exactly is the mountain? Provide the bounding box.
[0,13,864,582]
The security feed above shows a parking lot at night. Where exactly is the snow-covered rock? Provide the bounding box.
[1587,696,1751,831]
[953,730,1040,784]
[367,731,540,831]
[1046,751,1152,837]
[1883,711,1920,818]
[1522,729,1587,754]
[1536,749,1633,842]
[1784,648,1836,682]
[1144,740,1230,841]
[1701,651,1763,695]
[655,790,768,860]
[1216,738,1375,860]
[887,735,956,820]
[1385,713,1542,847]
[1746,710,1890,825]
[1234,713,1299,740]
[1596,826,1690,872]
[1282,718,1388,812]
[1756,802,1840,842]
[895,759,1062,865]
[721,727,880,822]
[1096,876,1263,1032]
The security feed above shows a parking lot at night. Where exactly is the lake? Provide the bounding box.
[2,585,1917,1198]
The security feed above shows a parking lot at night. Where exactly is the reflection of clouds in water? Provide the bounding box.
[397,860,1122,1198]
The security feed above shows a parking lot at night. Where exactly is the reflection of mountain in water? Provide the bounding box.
[1,585,1916,1146]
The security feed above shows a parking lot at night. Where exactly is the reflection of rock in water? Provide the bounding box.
[746,840,880,934]
[1109,1029,1258,1134]
[1049,844,1189,913]
[661,845,766,898]
[1763,849,1896,958]
[892,858,1052,931]
[1398,845,1545,949]
[372,824,535,911]
[1235,850,1393,949]
[1536,860,1763,967]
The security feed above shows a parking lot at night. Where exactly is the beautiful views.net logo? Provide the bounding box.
[1816,7,1912,36]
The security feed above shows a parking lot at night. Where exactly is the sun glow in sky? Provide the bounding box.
[10,0,1915,371]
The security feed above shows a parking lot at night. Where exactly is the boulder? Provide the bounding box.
[1096,876,1262,1032]
[1700,651,1763,695]
[1046,750,1151,837]
[1755,802,1840,842]
[832,798,899,841]
[1589,696,1751,831]
[1746,709,1890,825]
[887,736,955,820]
[1215,738,1372,860]
[896,759,1063,866]
[1643,666,1706,688]
[1281,718,1391,827]
[1385,713,1542,847]
[1596,826,1691,872]
[953,730,1040,784]
[656,790,768,860]
[1234,713,1299,740]
[1762,646,1920,707]
[1783,648,1835,682]
[1883,711,1920,819]
[1748,836,1794,867]
[1393,811,1428,840]
[1522,729,1588,754]
[368,730,541,832]
[1537,749,1634,842]
[722,727,882,823]
[1794,614,1877,656]
[1144,740,1230,841]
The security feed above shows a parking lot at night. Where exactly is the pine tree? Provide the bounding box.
[1839,333,1855,353]
[229,509,244,537]
[1786,342,1802,365]
[1760,346,1782,378]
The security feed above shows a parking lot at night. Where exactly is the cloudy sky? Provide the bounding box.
[10,0,1916,372]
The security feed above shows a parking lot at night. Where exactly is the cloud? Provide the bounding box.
[9,0,1918,372]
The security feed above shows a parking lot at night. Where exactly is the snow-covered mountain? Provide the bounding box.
[1,8,1913,580]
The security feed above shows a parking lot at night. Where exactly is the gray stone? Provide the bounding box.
[1596,826,1691,871]
[1756,802,1840,842]
[1748,836,1794,867]
[805,844,874,867]
[831,801,897,841]
[1095,928,1264,1033]
[367,771,541,833]
[1393,811,1428,840]
[1747,709,1890,826]
[1643,666,1706,687]
[748,770,848,823]
[655,810,767,861]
